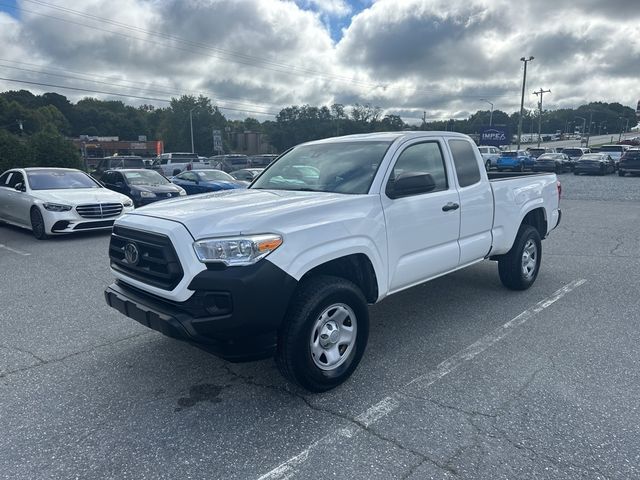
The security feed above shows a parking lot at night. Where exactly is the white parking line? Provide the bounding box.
[0,244,31,256]
[257,278,587,480]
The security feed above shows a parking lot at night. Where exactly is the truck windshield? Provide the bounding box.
[250,141,391,194]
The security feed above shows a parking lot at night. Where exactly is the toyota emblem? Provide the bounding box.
[124,242,140,265]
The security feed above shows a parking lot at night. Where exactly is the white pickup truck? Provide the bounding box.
[105,132,561,391]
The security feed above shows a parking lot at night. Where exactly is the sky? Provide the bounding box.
[0,0,638,124]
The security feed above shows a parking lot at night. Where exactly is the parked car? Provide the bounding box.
[208,154,249,173]
[230,168,264,182]
[533,153,571,173]
[573,153,615,175]
[527,147,551,159]
[155,152,205,177]
[599,144,629,170]
[99,169,186,207]
[171,169,247,194]
[478,146,501,170]
[561,147,591,171]
[618,148,640,176]
[92,155,145,177]
[496,150,533,171]
[248,154,279,168]
[0,168,133,239]
[104,131,561,392]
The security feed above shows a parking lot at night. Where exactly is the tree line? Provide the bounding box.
[1,88,637,172]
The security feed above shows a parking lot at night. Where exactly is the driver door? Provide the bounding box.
[381,139,461,293]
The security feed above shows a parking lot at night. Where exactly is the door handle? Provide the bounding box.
[442,202,460,212]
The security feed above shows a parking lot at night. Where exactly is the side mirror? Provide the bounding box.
[14,182,26,192]
[387,172,436,199]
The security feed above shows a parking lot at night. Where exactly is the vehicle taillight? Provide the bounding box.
[557,181,562,201]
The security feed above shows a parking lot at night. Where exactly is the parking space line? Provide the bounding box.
[257,278,587,480]
[0,244,31,256]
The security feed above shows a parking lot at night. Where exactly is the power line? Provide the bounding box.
[0,61,282,113]
[0,76,279,116]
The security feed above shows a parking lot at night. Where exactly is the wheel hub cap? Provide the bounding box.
[522,239,537,279]
[310,304,357,371]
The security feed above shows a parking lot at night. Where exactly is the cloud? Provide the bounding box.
[0,0,637,122]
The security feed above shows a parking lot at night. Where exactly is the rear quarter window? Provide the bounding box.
[449,139,481,188]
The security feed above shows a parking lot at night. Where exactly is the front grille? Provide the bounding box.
[109,226,184,290]
[76,203,123,219]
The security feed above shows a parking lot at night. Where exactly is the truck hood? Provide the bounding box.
[128,188,374,239]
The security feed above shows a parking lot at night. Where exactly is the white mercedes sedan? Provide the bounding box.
[0,167,134,239]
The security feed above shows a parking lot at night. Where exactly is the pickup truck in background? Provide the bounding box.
[104,132,562,392]
[154,152,206,176]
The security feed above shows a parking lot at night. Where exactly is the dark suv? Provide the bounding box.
[93,156,145,177]
[618,149,640,177]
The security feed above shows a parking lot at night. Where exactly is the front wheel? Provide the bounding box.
[30,207,49,240]
[276,275,369,392]
[498,225,542,290]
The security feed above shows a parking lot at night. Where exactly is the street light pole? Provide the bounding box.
[533,88,550,147]
[585,110,593,147]
[575,116,586,144]
[517,56,534,150]
[189,108,195,154]
[480,99,494,126]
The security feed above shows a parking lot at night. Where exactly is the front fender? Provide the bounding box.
[267,235,388,300]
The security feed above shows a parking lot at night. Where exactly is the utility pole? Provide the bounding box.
[585,110,593,147]
[189,108,195,153]
[517,56,534,150]
[421,111,427,130]
[533,88,550,147]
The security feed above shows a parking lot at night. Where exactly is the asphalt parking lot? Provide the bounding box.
[1,173,639,480]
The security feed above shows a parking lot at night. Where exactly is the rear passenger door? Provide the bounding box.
[447,139,493,264]
[381,139,461,293]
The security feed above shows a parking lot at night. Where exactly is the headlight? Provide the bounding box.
[122,199,133,207]
[178,188,187,196]
[43,203,72,212]
[193,234,283,266]
[140,191,156,198]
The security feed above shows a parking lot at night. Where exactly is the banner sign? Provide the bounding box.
[479,126,510,146]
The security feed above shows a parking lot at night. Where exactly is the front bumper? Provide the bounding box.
[104,260,298,361]
[46,206,134,234]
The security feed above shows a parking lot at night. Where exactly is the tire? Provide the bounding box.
[276,275,369,392]
[498,225,542,291]
[485,160,491,171]
[518,162,525,172]
[30,207,49,240]
[619,170,625,177]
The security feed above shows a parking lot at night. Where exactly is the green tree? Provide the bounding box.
[28,129,82,169]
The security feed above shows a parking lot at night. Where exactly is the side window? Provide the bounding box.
[0,171,12,187]
[7,172,24,188]
[102,172,113,184]
[449,139,481,188]
[389,142,448,194]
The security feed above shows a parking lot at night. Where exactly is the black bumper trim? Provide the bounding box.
[104,260,298,361]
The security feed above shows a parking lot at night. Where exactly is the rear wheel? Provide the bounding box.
[485,160,491,171]
[276,275,369,392]
[498,225,541,290]
[30,207,49,240]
